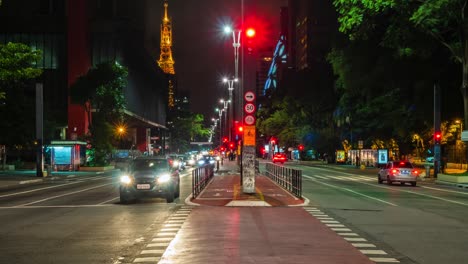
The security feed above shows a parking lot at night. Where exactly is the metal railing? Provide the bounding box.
[265,163,302,198]
[192,165,214,198]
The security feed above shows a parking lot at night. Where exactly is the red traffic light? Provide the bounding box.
[229,142,235,149]
[223,137,228,143]
[434,132,442,143]
[246,28,256,38]
[220,147,225,151]
[238,126,243,133]
[298,144,304,151]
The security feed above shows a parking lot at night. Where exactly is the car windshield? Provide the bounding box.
[132,159,169,171]
[393,161,413,168]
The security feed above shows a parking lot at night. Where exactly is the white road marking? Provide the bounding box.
[352,243,376,248]
[326,223,345,227]
[14,183,113,206]
[331,228,352,232]
[345,237,367,242]
[98,197,119,205]
[303,175,398,206]
[369,257,400,263]
[360,249,387,255]
[0,181,81,198]
[140,249,165,255]
[152,237,173,242]
[421,185,468,195]
[305,167,468,206]
[147,243,169,248]
[133,257,160,263]
[337,232,359,236]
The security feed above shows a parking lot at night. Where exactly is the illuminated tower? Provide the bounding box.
[158,0,175,108]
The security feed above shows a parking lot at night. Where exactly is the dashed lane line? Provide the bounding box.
[303,207,400,263]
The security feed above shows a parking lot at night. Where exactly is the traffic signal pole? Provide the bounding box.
[434,83,441,178]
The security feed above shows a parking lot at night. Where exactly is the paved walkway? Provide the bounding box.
[162,160,383,264]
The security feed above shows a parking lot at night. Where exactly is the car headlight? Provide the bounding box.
[173,161,179,167]
[216,156,221,161]
[209,160,215,164]
[120,175,132,184]
[157,174,171,183]
[198,160,205,165]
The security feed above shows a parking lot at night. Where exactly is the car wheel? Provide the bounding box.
[175,180,180,198]
[386,176,392,185]
[166,186,175,203]
[400,182,405,185]
[411,182,417,187]
[120,192,131,204]
[378,175,383,184]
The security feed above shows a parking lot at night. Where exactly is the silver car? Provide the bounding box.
[378,161,420,186]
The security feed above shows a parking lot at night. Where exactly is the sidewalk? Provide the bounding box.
[164,160,377,263]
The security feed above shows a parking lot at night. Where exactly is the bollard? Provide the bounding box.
[216,160,219,172]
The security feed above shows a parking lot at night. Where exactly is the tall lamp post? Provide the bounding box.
[223,77,238,141]
[215,108,224,146]
[224,26,241,79]
[220,98,230,138]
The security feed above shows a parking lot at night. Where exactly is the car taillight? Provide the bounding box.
[413,170,419,175]
[391,169,399,174]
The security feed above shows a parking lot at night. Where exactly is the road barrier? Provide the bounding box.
[265,163,302,198]
[192,165,214,198]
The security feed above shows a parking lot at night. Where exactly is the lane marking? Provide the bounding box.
[352,243,376,248]
[14,183,113,206]
[133,257,160,263]
[421,185,468,195]
[303,175,398,206]
[369,257,400,263]
[360,249,387,255]
[98,197,119,205]
[345,237,367,242]
[304,167,468,206]
[0,181,82,198]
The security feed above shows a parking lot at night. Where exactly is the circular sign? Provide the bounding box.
[244,115,256,125]
[244,103,256,114]
[244,91,256,102]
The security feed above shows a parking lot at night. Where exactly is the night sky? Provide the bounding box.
[147,0,286,119]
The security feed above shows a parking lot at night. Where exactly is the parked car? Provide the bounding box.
[272,153,287,164]
[378,161,419,186]
[119,157,180,203]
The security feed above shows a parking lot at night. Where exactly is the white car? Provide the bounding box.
[378,161,420,186]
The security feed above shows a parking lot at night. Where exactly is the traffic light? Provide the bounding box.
[434,132,442,144]
[229,142,235,149]
[238,126,243,133]
[270,137,276,145]
[223,137,228,143]
[245,27,256,54]
[298,144,304,151]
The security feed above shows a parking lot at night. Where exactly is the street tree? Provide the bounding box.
[333,0,468,133]
[70,62,127,166]
[0,42,42,148]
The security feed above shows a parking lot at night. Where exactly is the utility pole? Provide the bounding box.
[36,83,44,177]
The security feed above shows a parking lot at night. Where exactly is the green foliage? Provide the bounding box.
[0,42,43,147]
[70,61,128,166]
[169,112,211,153]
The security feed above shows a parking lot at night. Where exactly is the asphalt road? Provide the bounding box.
[286,163,468,264]
[0,168,195,264]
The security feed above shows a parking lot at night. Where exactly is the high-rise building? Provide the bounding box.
[0,0,169,153]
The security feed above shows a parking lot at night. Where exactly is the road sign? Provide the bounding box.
[244,91,256,102]
[244,103,256,114]
[244,115,255,125]
[243,125,255,146]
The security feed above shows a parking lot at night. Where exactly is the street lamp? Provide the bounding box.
[220,99,230,138]
[224,26,241,79]
[223,77,238,141]
[215,108,224,146]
